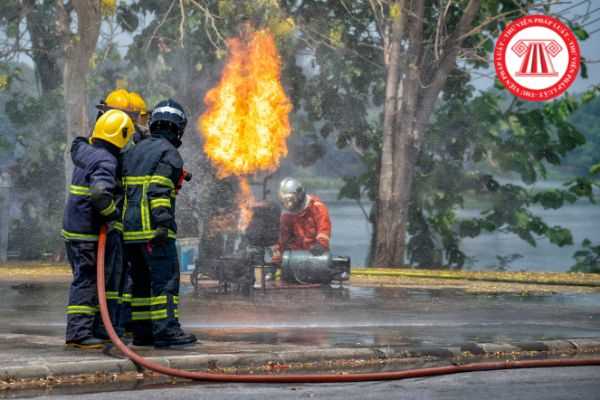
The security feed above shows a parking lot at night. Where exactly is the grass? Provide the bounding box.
[352,268,600,287]
[0,262,70,281]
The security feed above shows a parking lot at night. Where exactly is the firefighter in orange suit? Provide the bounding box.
[273,177,332,261]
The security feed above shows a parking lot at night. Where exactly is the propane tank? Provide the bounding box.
[281,250,350,284]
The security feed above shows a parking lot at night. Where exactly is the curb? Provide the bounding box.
[2,338,599,382]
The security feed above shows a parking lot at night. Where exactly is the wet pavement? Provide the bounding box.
[2,282,600,350]
[0,280,599,398]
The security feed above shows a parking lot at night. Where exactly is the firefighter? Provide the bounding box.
[114,91,149,332]
[127,91,150,143]
[95,89,130,120]
[273,177,332,262]
[62,110,135,349]
[97,89,149,143]
[121,99,197,348]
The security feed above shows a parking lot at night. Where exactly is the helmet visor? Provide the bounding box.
[280,193,302,211]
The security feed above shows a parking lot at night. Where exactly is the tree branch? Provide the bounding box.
[188,0,225,50]
[434,0,452,61]
[144,0,177,54]
[416,0,481,131]
[368,0,386,41]
[179,0,186,48]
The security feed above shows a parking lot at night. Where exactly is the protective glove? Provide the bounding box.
[270,246,282,264]
[309,243,326,256]
[271,254,282,264]
[151,226,169,246]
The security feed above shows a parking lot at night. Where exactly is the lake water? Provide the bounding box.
[316,190,600,272]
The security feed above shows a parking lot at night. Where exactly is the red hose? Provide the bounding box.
[96,226,600,382]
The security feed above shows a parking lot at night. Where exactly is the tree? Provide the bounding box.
[0,0,108,191]
[372,0,484,266]
[0,1,109,258]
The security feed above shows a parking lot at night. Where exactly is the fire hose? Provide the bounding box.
[96,226,600,383]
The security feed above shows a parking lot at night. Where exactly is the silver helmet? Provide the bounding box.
[278,177,306,212]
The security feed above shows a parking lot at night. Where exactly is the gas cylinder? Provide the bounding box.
[281,250,350,284]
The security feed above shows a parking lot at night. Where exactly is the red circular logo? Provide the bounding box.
[494,15,580,101]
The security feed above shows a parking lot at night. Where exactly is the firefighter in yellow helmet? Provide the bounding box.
[96,89,130,118]
[63,110,135,348]
[97,89,149,142]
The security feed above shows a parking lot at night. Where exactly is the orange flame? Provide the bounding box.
[237,178,253,231]
[199,29,292,178]
[199,29,292,231]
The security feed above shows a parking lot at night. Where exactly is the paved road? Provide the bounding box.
[3,282,599,349]
[21,366,600,399]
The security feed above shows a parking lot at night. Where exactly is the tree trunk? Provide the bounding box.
[57,1,102,193]
[373,0,407,267]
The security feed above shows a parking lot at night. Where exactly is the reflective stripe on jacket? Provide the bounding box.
[277,195,332,253]
[62,137,121,241]
[121,134,182,242]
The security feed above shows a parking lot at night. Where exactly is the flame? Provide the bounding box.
[199,28,292,231]
[237,178,253,231]
[199,29,292,178]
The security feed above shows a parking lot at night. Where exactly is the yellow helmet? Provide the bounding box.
[104,89,131,110]
[128,92,149,126]
[91,109,135,149]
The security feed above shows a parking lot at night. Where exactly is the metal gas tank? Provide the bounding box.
[281,250,350,284]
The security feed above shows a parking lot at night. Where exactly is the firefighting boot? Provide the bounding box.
[154,332,198,348]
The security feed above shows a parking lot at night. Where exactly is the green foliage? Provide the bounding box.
[567,20,589,41]
[562,93,600,176]
[570,239,600,274]
[406,88,597,267]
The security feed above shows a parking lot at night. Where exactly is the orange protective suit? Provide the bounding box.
[276,195,331,256]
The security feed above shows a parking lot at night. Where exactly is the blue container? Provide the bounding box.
[176,238,200,272]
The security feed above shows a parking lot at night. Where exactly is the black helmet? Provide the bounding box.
[149,99,187,147]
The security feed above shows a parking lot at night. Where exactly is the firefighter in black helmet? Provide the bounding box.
[121,99,197,348]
